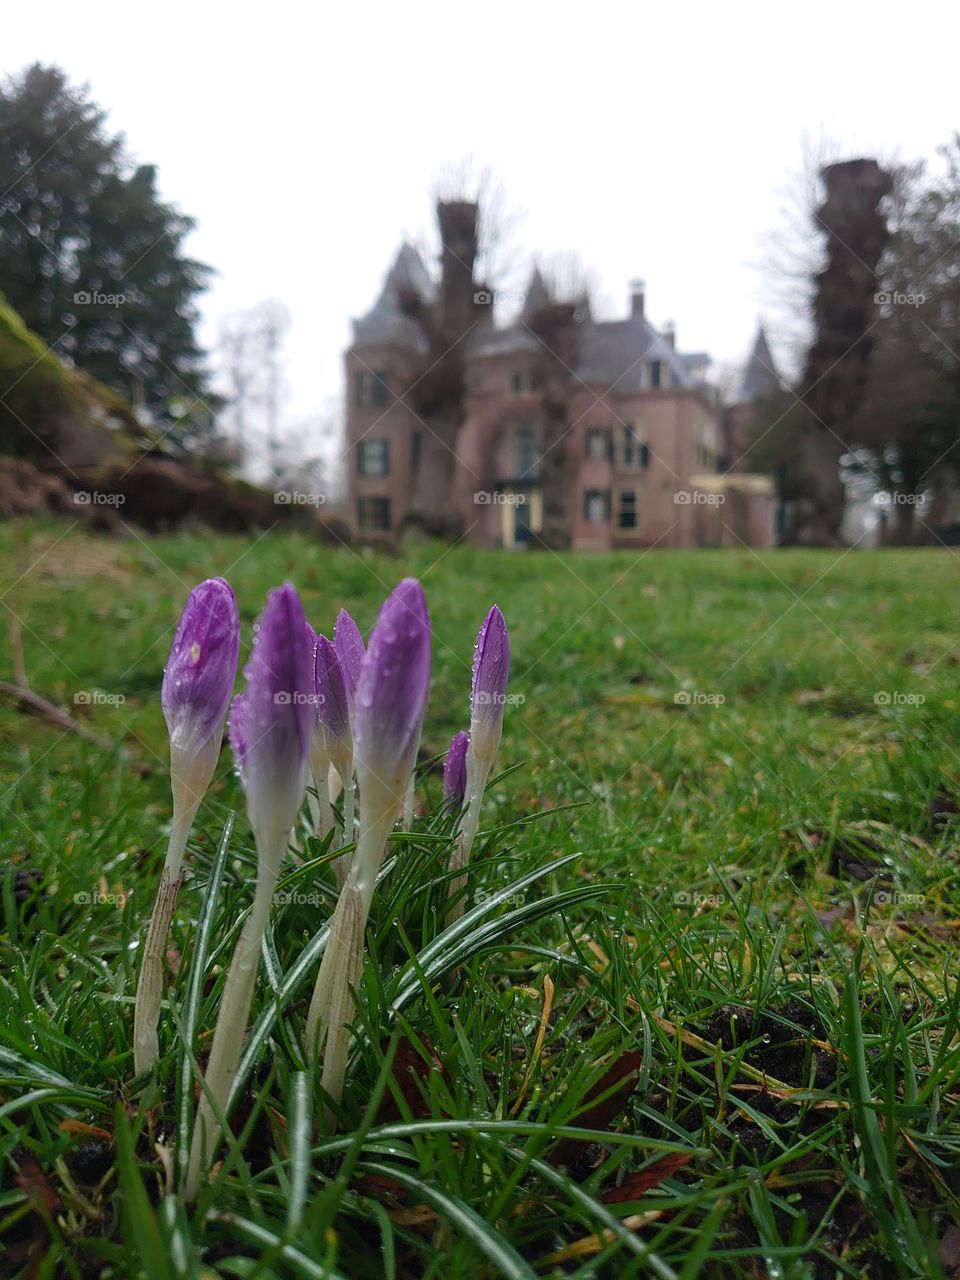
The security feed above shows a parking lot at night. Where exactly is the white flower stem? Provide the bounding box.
[184,830,285,1200]
[309,765,334,843]
[446,761,491,926]
[132,800,197,1076]
[305,804,395,1116]
[342,778,356,845]
[332,778,356,891]
[402,775,415,830]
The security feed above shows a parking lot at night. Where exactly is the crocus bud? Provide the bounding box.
[305,579,431,1099]
[353,578,432,832]
[446,606,510,926]
[333,608,365,709]
[468,605,510,775]
[232,582,314,851]
[134,577,239,1076]
[161,577,240,862]
[315,634,352,785]
[186,582,315,1197]
[442,730,469,805]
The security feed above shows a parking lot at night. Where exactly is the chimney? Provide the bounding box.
[663,320,676,348]
[629,278,645,317]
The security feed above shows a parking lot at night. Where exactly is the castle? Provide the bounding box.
[345,202,775,549]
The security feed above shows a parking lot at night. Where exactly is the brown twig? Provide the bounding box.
[0,679,115,752]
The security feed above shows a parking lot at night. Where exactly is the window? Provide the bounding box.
[355,370,390,407]
[358,440,389,476]
[623,425,637,467]
[583,489,610,522]
[618,490,637,529]
[622,427,650,469]
[648,360,661,389]
[516,424,539,479]
[357,496,391,531]
[511,368,540,394]
[586,428,611,460]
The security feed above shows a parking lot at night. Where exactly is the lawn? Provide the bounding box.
[0,518,958,1278]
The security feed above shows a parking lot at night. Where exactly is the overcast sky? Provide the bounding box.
[5,1,958,468]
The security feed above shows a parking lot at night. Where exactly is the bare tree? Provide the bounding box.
[432,157,526,292]
[537,251,597,315]
[258,298,290,483]
[851,138,960,542]
[215,298,290,482]
[752,149,893,545]
[217,309,262,445]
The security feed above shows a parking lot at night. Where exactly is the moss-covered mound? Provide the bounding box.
[0,297,348,539]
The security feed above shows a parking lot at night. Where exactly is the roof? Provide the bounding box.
[519,266,551,322]
[470,265,700,388]
[469,323,541,357]
[351,243,434,351]
[576,316,694,391]
[735,325,781,403]
[350,249,711,393]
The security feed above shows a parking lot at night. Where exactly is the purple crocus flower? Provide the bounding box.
[315,633,352,784]
[442,730,469,805]
[161,577,240,772]
[305,578,431,1097]
[187,586,315,1197]
[134,577,240,1076]
[469,605,510,773]
[333,608,365,708]
[231,582,314,845]
[446,606,510,925]
[353,578,431,821]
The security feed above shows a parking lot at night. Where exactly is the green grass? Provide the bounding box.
[1,517,959,1278]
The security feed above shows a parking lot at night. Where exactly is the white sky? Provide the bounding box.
[5,0,958,466]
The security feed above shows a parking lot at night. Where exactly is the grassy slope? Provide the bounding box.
[0,295,143,463]
[0,520,958,1278]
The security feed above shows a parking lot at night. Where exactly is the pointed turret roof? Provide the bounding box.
[377,242,433,308]
[736,324,781,403]
[520,266,551,322]
[351,243,434,351]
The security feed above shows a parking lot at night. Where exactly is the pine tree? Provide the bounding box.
[0,64,214,433]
